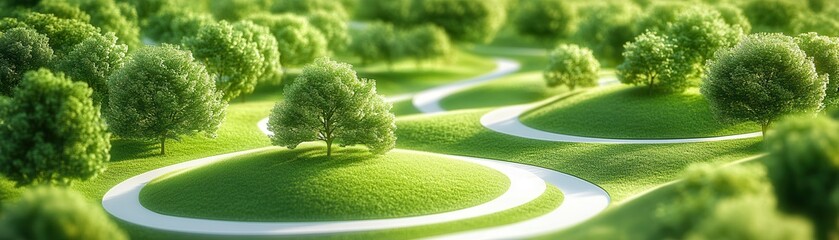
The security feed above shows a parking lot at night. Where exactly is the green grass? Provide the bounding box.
[394,109,763,201]
[439,72,567,110]
[140,144,509,221]
[520,85,761,139]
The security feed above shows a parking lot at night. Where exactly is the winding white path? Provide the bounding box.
[413,58,520,113]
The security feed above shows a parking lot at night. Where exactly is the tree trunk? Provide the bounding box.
[648,77,655,95]
[761,122,770,139]
[160,136,166,155]
[326,139,333,157]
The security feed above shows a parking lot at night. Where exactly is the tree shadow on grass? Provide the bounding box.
[110,138,159,162]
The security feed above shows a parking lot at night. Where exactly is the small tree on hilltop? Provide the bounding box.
[269,58,396,157]
[183,21,262,101]
[618,31,681,94]
[0,69,110,187]
[107,45,226,155]
[513,0,575,47]
[403,24,451,66]
[795,33,839,110]
[702,33,826,136]
[233,20,283,85]
[544,44,600,90]
[765,116,839,240]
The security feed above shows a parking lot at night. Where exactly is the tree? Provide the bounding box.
[1,12,98,57]
[67,0,141,49]
[543,44,599,90]
[513,0,575,45]
[618,31,681,93]
[634,1,690,35]
[685,196,813,240]
[33,0,92,23]
[743,0,807,34]
[765,116,839,240]
[655,163,771,239]
[210,0,271,21]
[795,33,839,110]
[307,11,349,52]
[702,33,826,136]
[793,14,839,37]
[411,0,506,44]
[271,0,349,20]
[249,14,327,67]
[183,21,261,102]
[574,1,640,65]
[143,8,214,44]
[356,0,413,25]
[664,8,743,82]
[269,58,396,157]
[233,20,282,85]
[0,187,127,240]
[403,24,451,64]
[715,4,752,34]
[348,22,401,67]
[0,69,110,187]
[0,27,53,96]
[55,32,127,108]
[107,45,226,155]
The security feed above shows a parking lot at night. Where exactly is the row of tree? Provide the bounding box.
[349,22,451,68]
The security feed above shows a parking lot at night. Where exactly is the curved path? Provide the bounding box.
[413,58,520,113]
[471,76,763,144]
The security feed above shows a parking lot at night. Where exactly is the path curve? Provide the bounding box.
[478,76,763,144]
[413,58,520,113]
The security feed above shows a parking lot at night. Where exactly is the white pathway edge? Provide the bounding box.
[413,58,520,113]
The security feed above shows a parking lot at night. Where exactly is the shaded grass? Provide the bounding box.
[140,145,509,221]
[521,85,761,139]
[395,109,763,201]
[117,185,563,240]
[439,72,567,111]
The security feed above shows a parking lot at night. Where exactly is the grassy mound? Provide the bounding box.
[139,144,510,222]
[520,85,760,139]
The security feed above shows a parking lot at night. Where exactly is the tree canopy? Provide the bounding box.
[144,8,213,44]
[269,58,396,157]
[55,32,127,108]
[0,187,127,240]
[306,11,349,52]
[348,21,400,66]
[1,12,98,56]
[411,0,506,44]
[618,31,680,93]
[795,33,839,109]
[765,116,839,240]
[402,24,452,64]
[233,20,282,85]
[544,44,600,90]
[0,27,53,96]
[107,45,226,155]
[0,69,110,187]
[574,1,640,65]
[513,0,575,45]
[184,21,262,102]
[249,14,327,67]
[702,33,826,135]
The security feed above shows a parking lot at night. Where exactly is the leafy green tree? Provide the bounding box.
[1,12,98,56]
[356,0,413,25]
[269,58,396,157]
[795,33,839,109]
[685,196,813,240]
[403,24,451,64]
[793,14,839,37]
[184,21,261,102]
[68,0,141,49]
[743,0,807,34]
[411,0,506,44]
[512,0,575,45]
[664,8,743,80]
[765,116,839,240]
[655,163,771,239]
[0,27,53,96]
[271,0,349,20]
[55,32,127,108]
[348,22,401,67]
[233,20,282,85]
[307,11,349,52]
[107,45,226,155]
[0,69,110,187]
[617,31,682,93]
[574,1,640,65]
[543,44,599,90]
[249,14,327,67]
[634,1,690,35]
[715,4,752,34]
[0,186,127,240]
[121,0,171,21]
[34,0,92,22]
[702,33,826,136]
[143,8,213,44]
[210,0,271,21]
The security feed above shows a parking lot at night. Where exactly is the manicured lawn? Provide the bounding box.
[440,72,567,111]
[520,85,761,139]
[394,109,763,201]
[140,145,510,221]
